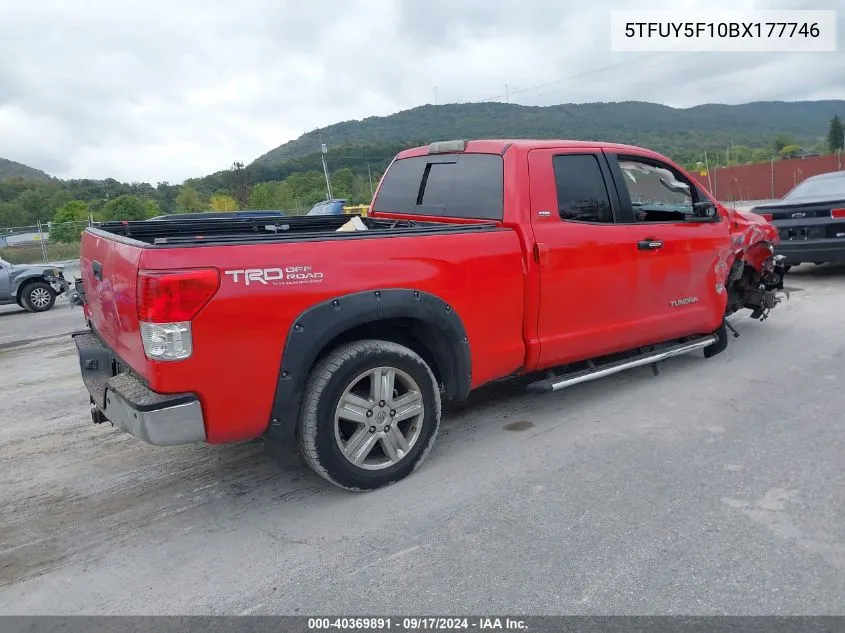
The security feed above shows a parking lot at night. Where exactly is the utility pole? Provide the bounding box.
[320,140,333,200]
[434,86,438,106]
[36,219,49,263]
[771,153,776,199]
[505,84,509,103]
[367,164,374,197]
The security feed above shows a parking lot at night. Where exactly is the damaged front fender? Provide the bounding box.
[721,205,789,321]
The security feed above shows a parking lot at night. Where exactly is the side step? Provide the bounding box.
[526,335,718,393]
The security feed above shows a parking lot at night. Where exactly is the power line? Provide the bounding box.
[476,53,666,103]
[518,55,683,105]
[471,0,822,106]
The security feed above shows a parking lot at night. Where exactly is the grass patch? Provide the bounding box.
[0,242,81,265]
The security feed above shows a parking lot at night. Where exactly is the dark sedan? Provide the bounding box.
[750,170,845,266]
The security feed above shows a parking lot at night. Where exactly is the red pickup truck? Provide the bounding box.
[72,139,787,491]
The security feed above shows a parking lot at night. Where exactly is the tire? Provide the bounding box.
[21,281,56,312]
[297,339,442,491]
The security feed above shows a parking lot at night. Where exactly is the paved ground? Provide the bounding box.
[0,264,844,615]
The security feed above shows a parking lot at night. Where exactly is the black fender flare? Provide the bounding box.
[266,288,471,440]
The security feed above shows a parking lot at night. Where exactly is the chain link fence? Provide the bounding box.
[0,220,90,265]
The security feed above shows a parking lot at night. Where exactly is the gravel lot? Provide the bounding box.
[1,264,844,615]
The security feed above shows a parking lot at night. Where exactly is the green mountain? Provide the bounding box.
[2,99,843,237]
[0,157,53,183]
[252,100,844,168]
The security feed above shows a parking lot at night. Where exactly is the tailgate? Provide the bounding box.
[80,229,147,378]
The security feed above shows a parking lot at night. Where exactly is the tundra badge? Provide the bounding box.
[670,296,698,307]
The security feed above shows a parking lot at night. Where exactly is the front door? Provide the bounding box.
[528,148,642,368]
[603,151,731,340]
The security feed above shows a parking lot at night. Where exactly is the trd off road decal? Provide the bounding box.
[224,266,325,286]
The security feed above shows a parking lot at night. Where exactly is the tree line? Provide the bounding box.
[1,117,843,239]
[0,157,388,240]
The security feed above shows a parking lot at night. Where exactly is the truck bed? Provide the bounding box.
[95,214,499,247]
[78,212,528,444]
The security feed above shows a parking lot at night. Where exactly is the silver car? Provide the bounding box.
[0,257,71,312]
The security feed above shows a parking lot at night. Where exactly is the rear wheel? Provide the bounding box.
[297,339,441,491]
[21,282,56,312]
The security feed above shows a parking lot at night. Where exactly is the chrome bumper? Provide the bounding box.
[72,330,206,446]
[103,376,206,446]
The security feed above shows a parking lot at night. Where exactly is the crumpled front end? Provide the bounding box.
[722,206,789,321]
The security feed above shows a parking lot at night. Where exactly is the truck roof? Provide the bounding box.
[396,139,669,160]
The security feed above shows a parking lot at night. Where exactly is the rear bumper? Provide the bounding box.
[72,330,206,446]
[774,239,845,265]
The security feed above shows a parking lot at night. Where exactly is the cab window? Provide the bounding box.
[551,154,615,224]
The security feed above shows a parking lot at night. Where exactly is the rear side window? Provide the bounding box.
[552,154,614,223]
[372,154,503,220]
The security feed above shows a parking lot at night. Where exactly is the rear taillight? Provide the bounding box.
[137,268,220,361]
[831,208,845,219]
[140,322,193,361]
[137,268,220,323]
[761,213,774,221]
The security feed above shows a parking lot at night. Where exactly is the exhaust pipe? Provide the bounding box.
[91,404,108,424]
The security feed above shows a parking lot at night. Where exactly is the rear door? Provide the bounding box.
[528,148,642,367]
[603,151,729,340]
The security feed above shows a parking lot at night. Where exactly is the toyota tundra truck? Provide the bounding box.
[70,139,787,491]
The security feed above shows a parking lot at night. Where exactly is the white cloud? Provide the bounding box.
[0,0,842,182]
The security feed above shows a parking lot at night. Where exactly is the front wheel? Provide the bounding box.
[297,339,442,491]
[21,282,56,312]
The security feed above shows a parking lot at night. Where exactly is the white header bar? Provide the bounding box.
[610,10,837,52]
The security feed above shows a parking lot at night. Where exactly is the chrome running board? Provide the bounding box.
[526,335,718,393]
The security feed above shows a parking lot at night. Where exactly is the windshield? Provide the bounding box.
[784,175,845,200]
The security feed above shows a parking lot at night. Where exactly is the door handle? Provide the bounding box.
[92,261,103,280]
[637,239,663,251]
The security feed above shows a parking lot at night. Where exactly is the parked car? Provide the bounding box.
[69,139,786,491]
[306,199,348,216]
[749,170,845,266]
[0,257,70,312]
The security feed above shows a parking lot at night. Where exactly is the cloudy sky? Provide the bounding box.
[1,0,842,183]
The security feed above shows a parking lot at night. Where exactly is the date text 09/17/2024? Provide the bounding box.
[307,617,528,631]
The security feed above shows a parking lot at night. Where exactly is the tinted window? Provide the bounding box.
[552,154,614,223]
[372,154,503,220]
